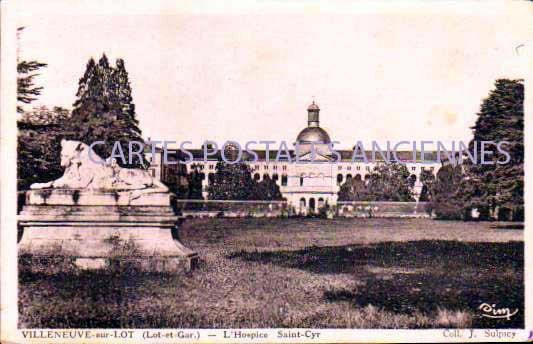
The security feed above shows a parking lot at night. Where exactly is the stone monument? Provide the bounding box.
[18,140,198,271]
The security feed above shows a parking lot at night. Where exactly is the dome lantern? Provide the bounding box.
[296,101,331,144]
[307,101,320,127]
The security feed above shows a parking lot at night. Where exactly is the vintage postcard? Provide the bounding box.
[1,0,531,343]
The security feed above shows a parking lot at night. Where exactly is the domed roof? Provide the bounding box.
[307,101,320,111]
[296,126,331,143]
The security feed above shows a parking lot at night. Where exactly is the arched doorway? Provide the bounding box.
[309,198,316,212]
[299,198,306,213]
[318,197,324,208]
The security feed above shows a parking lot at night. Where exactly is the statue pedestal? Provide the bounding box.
[18,190,198,271]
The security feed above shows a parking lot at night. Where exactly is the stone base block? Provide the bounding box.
[18,202,198,272]
[26,189,171,206]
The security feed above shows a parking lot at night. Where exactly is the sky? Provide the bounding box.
[15,0,530,150]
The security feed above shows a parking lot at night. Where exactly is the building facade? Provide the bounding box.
[148,102,442,213]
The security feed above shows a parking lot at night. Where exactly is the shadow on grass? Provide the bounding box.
[490,223,524,230]
[228,240,524,328]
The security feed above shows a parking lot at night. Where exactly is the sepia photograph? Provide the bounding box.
[1,0,531,342]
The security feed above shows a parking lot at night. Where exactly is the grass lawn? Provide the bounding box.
[19,218,523,328]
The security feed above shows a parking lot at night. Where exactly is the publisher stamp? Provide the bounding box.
[479,303,519,320]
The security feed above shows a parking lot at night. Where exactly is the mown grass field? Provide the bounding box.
[19,218,523,328]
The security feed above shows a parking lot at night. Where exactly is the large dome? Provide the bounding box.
[296,126,331,144]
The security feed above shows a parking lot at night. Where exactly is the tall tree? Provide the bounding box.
[17,27,47,113]
[418,169,435,202]
[464,79,524,220]
[207,162,257,200]
[112,59,140,128]
[68,54,146,168]
[253,175,283,201]
[17,106,70,191]
[207,162,282,200]
[338,163,415,202]
[338,177,369,201]
[426,164,469,220]
[178,164,205,200]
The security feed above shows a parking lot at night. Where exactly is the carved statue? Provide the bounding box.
[30,140,168,198]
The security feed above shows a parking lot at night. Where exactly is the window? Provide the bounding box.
[300,174,305,186]
[281,174,288,186]
[365,166,370,171]
[347,166,351,171]
[255,165,260,170]
[264,165,269,170]
[338,165,342,170]
[209,164,214,170]
[273,165,278,170]
[282,165,287,171]
[299,198,306,210]
[411,166,416,171]
[356,166,361,171]
[421,166,425,171]
[430,166,435,171]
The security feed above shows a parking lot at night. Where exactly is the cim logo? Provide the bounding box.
[478,303,518,320]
